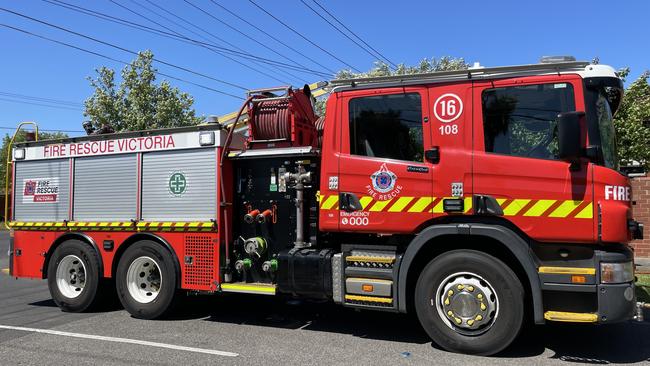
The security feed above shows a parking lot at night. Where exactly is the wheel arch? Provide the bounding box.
[397,223,544,324]
[42,232,103,280]
[113,233,182,288]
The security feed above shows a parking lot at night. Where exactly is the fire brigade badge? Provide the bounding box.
[24,180,36,196]
[370,163,397,194]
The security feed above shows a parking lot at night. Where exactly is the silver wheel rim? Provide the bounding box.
[126,256,162,304]
[56,255,87,299]
[433,272,499,335]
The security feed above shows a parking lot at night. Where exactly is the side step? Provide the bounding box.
[344,294,393,306]
[220,282,276,295]
[333,248,400,310]
[544,311,598,323]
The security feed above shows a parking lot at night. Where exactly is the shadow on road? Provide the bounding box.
[25,292,650,363]
[166,294,650,363]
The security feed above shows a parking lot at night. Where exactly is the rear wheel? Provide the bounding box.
[47,240,102,312]
[414,250,524,355]
[116,241,178,319]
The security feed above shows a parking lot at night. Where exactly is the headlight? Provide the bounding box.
[600,261,634,284]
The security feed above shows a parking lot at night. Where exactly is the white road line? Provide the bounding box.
[0,324,238,357]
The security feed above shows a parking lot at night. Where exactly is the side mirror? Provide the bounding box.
[557,111,584,162]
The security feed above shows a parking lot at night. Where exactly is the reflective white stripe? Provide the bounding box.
[0,324,238,357]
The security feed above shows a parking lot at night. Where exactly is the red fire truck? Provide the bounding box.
[5,58,644,355]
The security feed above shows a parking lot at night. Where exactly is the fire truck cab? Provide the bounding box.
[6,58,643,355]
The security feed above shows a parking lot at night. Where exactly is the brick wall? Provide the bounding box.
[631,175,650,259]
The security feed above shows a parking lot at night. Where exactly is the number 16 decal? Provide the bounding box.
[434,93,463,123]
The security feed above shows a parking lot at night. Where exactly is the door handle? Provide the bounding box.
[339,192,362,212]
[425,147,440,164]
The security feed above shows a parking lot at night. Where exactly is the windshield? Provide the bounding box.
[584,77,623,171]
[595,91,618,169]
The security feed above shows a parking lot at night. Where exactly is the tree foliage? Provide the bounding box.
[0,131,68,192]
[335,56,470,80]
[84,50,202,132]
[315,57,469,115]
[614,70,650,168]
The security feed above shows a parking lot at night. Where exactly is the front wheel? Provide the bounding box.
[414,250,524,355]
[116,241,178,319]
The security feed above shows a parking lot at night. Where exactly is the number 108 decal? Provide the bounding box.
[439,124,458,135]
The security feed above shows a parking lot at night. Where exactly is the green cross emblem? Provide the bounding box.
[169,172,187,195]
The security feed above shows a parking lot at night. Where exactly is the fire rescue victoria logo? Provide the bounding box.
[22,177,59,203]
[366,163,402,201]
[168,172,187,196]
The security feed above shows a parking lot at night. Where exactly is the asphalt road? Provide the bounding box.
[1,232,649,365]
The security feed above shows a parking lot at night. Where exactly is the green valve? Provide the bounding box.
[242,258,252,269]
[270,259,278,271]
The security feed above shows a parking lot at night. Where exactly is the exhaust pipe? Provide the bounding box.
[635,302,650,322]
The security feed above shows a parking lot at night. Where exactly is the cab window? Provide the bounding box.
[482,83,575,160]
[348,93,423,162]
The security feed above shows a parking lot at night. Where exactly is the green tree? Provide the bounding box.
[0,131,68,192]
[614,70,650,168]
[84,50,202,132]
[335,56,469,80]
[315,57,469,115]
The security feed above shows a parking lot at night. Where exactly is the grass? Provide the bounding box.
[636,274,650,303]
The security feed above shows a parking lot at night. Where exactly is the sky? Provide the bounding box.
[0,0,648,137]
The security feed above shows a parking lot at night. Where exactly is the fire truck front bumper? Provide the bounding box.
[537,244,637,324]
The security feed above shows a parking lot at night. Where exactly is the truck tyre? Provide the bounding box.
[414,250,524,356]
[47,239,102,312]
[116,241,178,319]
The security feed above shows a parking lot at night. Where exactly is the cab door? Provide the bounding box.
[335,87,433,233]
[472,76,594,242]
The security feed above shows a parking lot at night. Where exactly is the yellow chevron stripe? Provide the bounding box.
[321,195,339,210]
[431,199,445,213]
[549,200,583,218]
[524,199,556,217]
[408,197,433,213]
[574,203,593,219]
[496,198,507,206]
[369,199,393,212]
[503,199,531,216]
[388,197,414,212]
[359,196,373,210]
